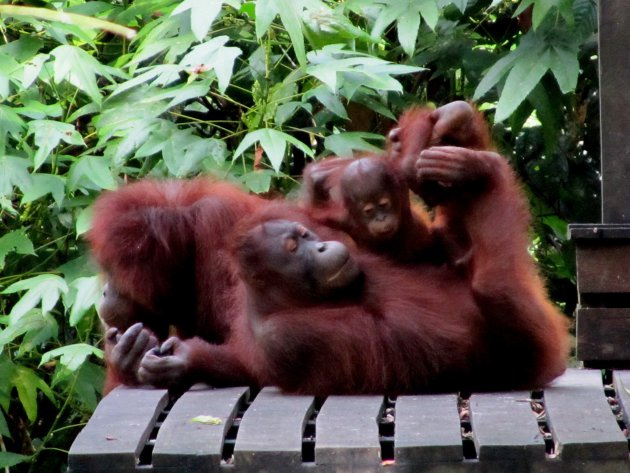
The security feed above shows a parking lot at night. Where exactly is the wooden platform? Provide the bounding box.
[68,369,630,472]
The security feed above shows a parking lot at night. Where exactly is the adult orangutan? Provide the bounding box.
[88,178,267,391]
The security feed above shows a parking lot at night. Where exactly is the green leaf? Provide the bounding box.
[203,138,229,166]
[172,0,223,41]
[255,0,277,38]
[0,36,43,62]
[13,366,55,422]
[234,129,314,172]
[114,119,161,164]
[275,101,312,125]
[0,357,16,411]
[417,0,440,30]
[549,46,579,93]
[179,37,241,93]
[448,0,468,12]
[0,155,31,197]
[76,206,94,237]
[531,0,562,30]
[0,104,26,138]
[397,11,421,57]
[370,1,406,39]
[255,0,278,39]
[274,0,307,66]
[66,276,102,326]
[41,343,104,372]
[303,86,348,119]
[255,0,327,66]
[51,45,103,104]
[16,100,64,120]
[0,310,58,356]
[22,53,50,89]
[528,81,563,154]
[0,54,19,99]
[307,45,421,94]
[495,49,550,122]
[368,0,439,41]
[0,452,29,469]
[542,215,569,241]
[19,314,58,357]
[235,129,286,171]
[0,230,35,270]
[162,129,223,176]
[134,120,177,159]
[164,80,212,109]
[68,155,117,192]
[62,361,105,410]
[58,255,94,284]
[473,51,520,101]
[0,410,10,438]
[111,65,183,98]
[21,173,66,208]
[27,120,85,170]
[3,274,69,319]
[242,170,274,193]
[324,132,383,156]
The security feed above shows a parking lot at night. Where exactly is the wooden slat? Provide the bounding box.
[151,385,249,471]
[470,391,544,461]
[68,386,169,473]
[232,387,314,470]
[544,369,627,460]
[315,395,383,467]
[575,244,630,294]
[394,394,462,464]
[577,308,630,362]
[570,224,630,240]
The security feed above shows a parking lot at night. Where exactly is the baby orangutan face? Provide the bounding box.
[340,158,403,243]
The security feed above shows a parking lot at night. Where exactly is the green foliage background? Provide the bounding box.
[0,0,598,470]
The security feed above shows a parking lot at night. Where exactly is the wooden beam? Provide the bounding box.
[599,0,630,222]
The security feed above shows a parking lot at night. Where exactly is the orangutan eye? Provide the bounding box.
[284,238,298,253]
[378,197,391,211]
[362,203,375,218]
[296,225,310,238]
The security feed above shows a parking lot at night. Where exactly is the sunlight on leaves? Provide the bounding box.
[41,344,104,372]
[0,230,35,271]
[3,274,69,320]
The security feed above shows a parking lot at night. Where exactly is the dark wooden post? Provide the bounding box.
[570,0,630,367]
[599,1,630,222]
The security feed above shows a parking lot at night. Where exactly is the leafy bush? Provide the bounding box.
[0,0,597,470]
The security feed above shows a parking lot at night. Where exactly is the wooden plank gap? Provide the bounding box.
[221,387,258,464]
[611,371,630,456]
[378,396,396,464]
[459,393,477,460]
[530,389,557,458]
[137,392,179,467]
[302,396,325,463]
